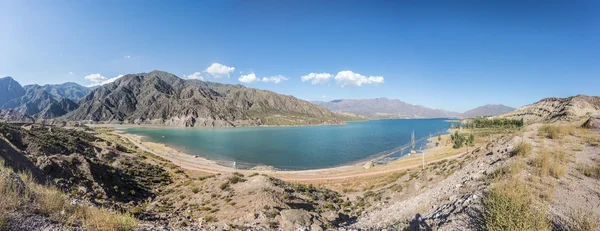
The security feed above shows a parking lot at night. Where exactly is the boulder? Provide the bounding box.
[582,117,600,129]
[363,161,374,169]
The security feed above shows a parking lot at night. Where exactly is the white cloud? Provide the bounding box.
[124,55,131,59]
[186,72,204,80]
[205,63,235,78]
[261,75,288,83]
[69,72,74,75]
[322,95,327,98]
[238,73,259,84]
[85,73,124,87]
[333,70,384,87]
[301,73,332,85]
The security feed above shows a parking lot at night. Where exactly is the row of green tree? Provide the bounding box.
[449,118,524,129]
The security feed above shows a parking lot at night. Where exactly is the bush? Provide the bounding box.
[80,207,137,231]
[219,182,230,190]
[228,175,245,184]
[483,180,549,231]
[511,141,532,157]
[538,125,573,139]
[191,187,200,194]
[579,164,600,179]
[533,147,566,179]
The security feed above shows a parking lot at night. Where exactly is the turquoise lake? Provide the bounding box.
[124,119,451,170]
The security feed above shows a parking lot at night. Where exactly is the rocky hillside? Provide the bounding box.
[0,123,355,230]
[312,98,461,119]
[2,85,79,119]
[24,82,91,101]
[0,77,26,106]
[64,70,342,127]
[462,104,515,118]
[501,94,600,123]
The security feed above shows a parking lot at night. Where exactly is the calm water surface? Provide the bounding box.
[125,119,450,170]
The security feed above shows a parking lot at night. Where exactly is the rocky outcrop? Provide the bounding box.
[64,70,343,127]
[0,77,26,106]
[501,95,600,123]
[582,116,600,129]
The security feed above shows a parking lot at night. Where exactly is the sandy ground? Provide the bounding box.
[113,129,468,182]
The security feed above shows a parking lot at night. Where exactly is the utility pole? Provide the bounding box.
[421,147,425,170]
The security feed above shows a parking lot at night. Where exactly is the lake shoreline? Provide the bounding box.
[111,125,454,178]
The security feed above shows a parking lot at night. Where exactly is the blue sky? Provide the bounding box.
[1,0,598,112]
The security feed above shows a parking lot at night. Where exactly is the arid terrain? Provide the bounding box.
[1,96,600,230]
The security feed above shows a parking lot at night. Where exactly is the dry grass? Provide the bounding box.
[578,163,600,179]
[0,163,137,230]
[538,125,575,140]
[512,141,533,157]
[483,179,550,231]
[569,211,600,231]
[532,145,566,179]
[79,207,137,231]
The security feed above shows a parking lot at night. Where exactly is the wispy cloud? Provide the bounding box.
[69,72,75,75]
[334,70,384,87]
[124,55,131,59]
[205,63,235,78]
[301,73,332,85]
[261,75,288,83]
[84,74,124,87]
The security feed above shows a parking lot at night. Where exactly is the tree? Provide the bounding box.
[468,134,475,146]
[438,133,441,142]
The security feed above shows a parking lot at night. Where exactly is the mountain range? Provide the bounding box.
[313,98,515,119]
[4,71,597,126]
[63,71,342,127]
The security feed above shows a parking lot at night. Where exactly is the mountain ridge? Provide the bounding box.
[312,98,462,119]
[64,70,343,127]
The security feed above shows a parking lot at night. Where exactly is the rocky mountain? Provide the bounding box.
[24,82,91,101]
[0,77,26,106]
[501,94,600,123]
[65,70,342,127]
[312,98,461,119]
[461,104,515,118]
[1,85,79,119]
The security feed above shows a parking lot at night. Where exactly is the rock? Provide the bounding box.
[280,209,321,231]
[582,117,600,129]
[363,161,374,169]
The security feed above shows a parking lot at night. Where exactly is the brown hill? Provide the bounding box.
[501,95,600,123]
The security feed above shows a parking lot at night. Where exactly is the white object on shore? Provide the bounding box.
[363,161,374,169]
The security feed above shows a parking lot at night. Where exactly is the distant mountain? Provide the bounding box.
[64,70,343,127]
[2,85,79,118]
[0,77,26,106]
[24,82,91,101]
[462,104,515,118]
[501,95,600,123]
[312,98,461,119]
